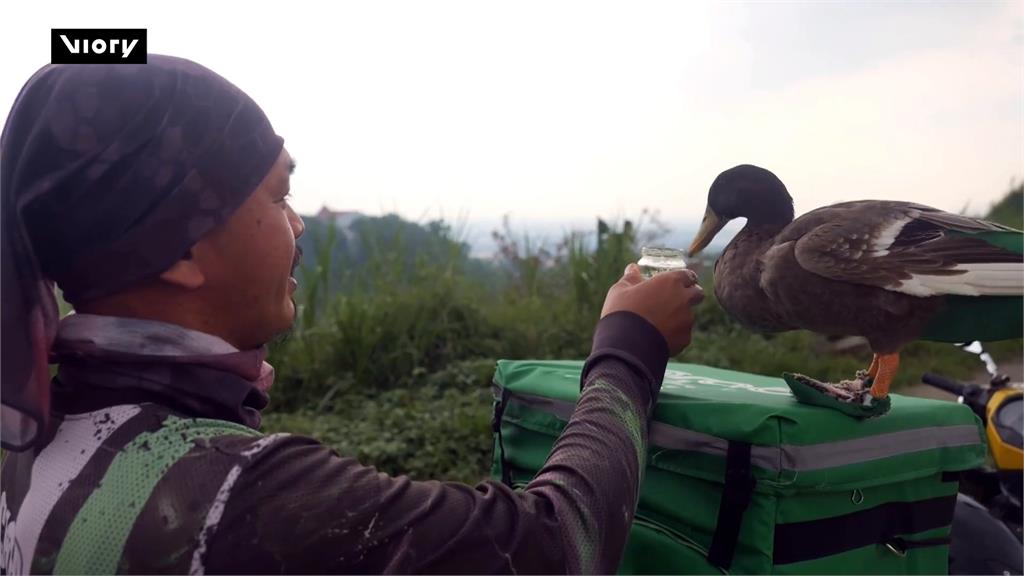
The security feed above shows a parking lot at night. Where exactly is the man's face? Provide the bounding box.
[192,148,304,349]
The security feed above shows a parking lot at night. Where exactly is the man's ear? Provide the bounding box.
[158,252,205,289]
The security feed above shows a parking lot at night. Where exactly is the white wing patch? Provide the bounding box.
[889,263,1024,297]
[868,214,916,257]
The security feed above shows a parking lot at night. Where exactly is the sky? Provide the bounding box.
[3,1,1022,252]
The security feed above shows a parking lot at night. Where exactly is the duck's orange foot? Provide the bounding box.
[783,372,893,418]
[867,353,900,399]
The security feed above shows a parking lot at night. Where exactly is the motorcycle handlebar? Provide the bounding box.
[921,373,969,397]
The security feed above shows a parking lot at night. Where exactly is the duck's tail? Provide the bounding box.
[921,226,1024,340]
[909,225,1024,296]
[919,228,1023,342]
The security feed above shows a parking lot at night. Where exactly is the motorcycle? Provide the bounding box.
[920,342,1022,575]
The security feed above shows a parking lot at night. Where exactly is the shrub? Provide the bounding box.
[263,360,497,484]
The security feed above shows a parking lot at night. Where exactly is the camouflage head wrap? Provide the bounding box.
[1,54,283,450]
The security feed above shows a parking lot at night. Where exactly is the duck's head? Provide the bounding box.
[687,164,794,256]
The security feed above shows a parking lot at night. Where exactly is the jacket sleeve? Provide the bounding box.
[203,311,669,574]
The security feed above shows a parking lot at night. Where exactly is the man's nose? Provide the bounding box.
[290,208,305,239]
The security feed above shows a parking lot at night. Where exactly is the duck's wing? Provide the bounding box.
[790,202,1023,297]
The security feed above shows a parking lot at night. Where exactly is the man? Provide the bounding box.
[1,55,703,574]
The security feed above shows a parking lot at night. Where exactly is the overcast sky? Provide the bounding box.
[4,1,1022,242]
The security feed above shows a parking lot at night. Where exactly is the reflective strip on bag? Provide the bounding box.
[499,388,983,473]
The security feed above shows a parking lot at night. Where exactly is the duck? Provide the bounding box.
[687,164,1023,402]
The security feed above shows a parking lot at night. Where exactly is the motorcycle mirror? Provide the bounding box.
[961,341,985,355]
[956,341,1000,378]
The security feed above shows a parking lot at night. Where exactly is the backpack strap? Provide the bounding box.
[491,385,514,487]
[708,441,756,570]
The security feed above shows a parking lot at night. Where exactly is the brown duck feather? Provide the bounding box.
[783,201,1022,296]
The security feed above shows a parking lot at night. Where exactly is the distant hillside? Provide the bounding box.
[296,211,499,296]
[295,181,1022,300]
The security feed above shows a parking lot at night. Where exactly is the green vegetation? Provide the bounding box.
[985,183,1023,231]
[264,187,1024,484]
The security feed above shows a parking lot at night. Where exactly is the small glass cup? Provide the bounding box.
[637,246,687,279]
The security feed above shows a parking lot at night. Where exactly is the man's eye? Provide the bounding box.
[277,192,292,203]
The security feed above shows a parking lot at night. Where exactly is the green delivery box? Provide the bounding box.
[491,360,987,574]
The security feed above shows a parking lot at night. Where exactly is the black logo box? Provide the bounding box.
[51,29,147,64]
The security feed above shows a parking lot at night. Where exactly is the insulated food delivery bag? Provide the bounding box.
[491,360,987,574]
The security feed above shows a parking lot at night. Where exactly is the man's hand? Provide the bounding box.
[600,263,703,355]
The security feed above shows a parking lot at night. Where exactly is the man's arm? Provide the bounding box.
[202,265,702,574]
[201,313,664,574]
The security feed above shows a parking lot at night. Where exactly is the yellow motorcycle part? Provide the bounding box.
[986,387,1023,471]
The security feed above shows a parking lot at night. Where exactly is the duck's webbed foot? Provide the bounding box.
[783,370,893,418]
[783,350,898,417]
[789,373,869,403]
